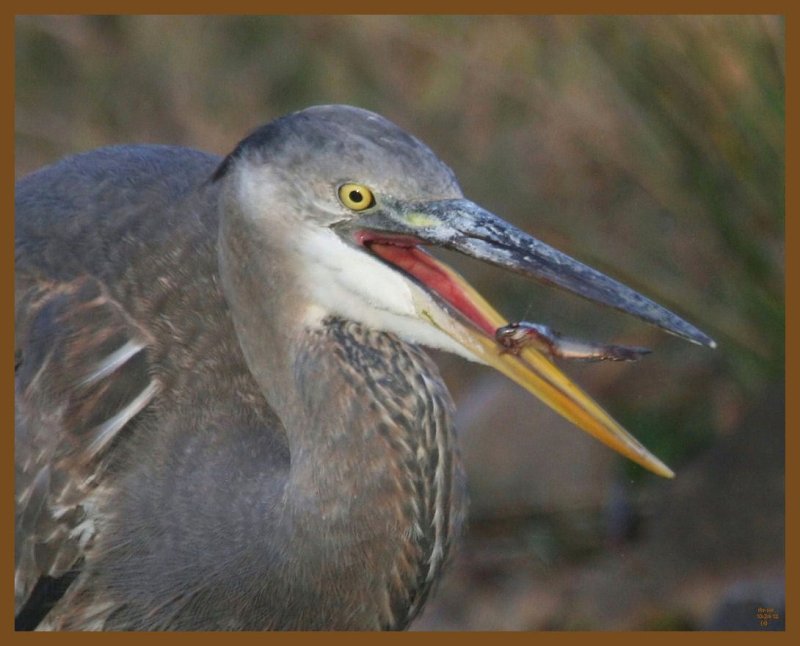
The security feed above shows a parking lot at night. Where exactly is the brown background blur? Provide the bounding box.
[15,15,785,630]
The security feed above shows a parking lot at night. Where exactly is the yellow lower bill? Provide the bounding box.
[416,258,675,479]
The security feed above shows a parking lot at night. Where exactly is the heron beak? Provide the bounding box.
[335,198,715,478]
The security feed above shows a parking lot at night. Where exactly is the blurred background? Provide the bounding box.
[15,15,785,630]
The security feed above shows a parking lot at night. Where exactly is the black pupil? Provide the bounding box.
[349,190,363,203]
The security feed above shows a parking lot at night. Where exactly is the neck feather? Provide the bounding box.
[218,208,465,628]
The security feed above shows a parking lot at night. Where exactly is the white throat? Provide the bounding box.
[295,226,480,362]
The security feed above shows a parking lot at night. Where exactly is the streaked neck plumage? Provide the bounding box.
[217,187,466,629]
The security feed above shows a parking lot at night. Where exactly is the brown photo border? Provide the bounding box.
[3,3,794,644]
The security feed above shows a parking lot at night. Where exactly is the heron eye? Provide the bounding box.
[338,183,375,211]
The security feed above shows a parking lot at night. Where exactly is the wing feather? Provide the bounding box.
[15,275,159,618]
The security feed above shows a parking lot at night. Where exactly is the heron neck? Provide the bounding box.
[219,210,453,516]
[218,207,465,627]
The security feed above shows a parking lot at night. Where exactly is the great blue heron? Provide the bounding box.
[14,105,714,630]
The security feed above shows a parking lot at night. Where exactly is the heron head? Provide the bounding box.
[215,104,715,478]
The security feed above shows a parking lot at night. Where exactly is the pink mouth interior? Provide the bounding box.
[356,231,495,336]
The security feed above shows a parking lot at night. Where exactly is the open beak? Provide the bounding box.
[333,198,716,478]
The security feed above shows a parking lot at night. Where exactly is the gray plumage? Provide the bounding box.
[15,109,466,630]
[16,104,713,631]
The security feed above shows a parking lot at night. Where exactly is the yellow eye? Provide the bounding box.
[338,183,375,211]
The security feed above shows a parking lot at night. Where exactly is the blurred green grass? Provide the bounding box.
[14,16,785,629]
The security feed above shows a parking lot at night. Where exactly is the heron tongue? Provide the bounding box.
[367,243,495,335]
